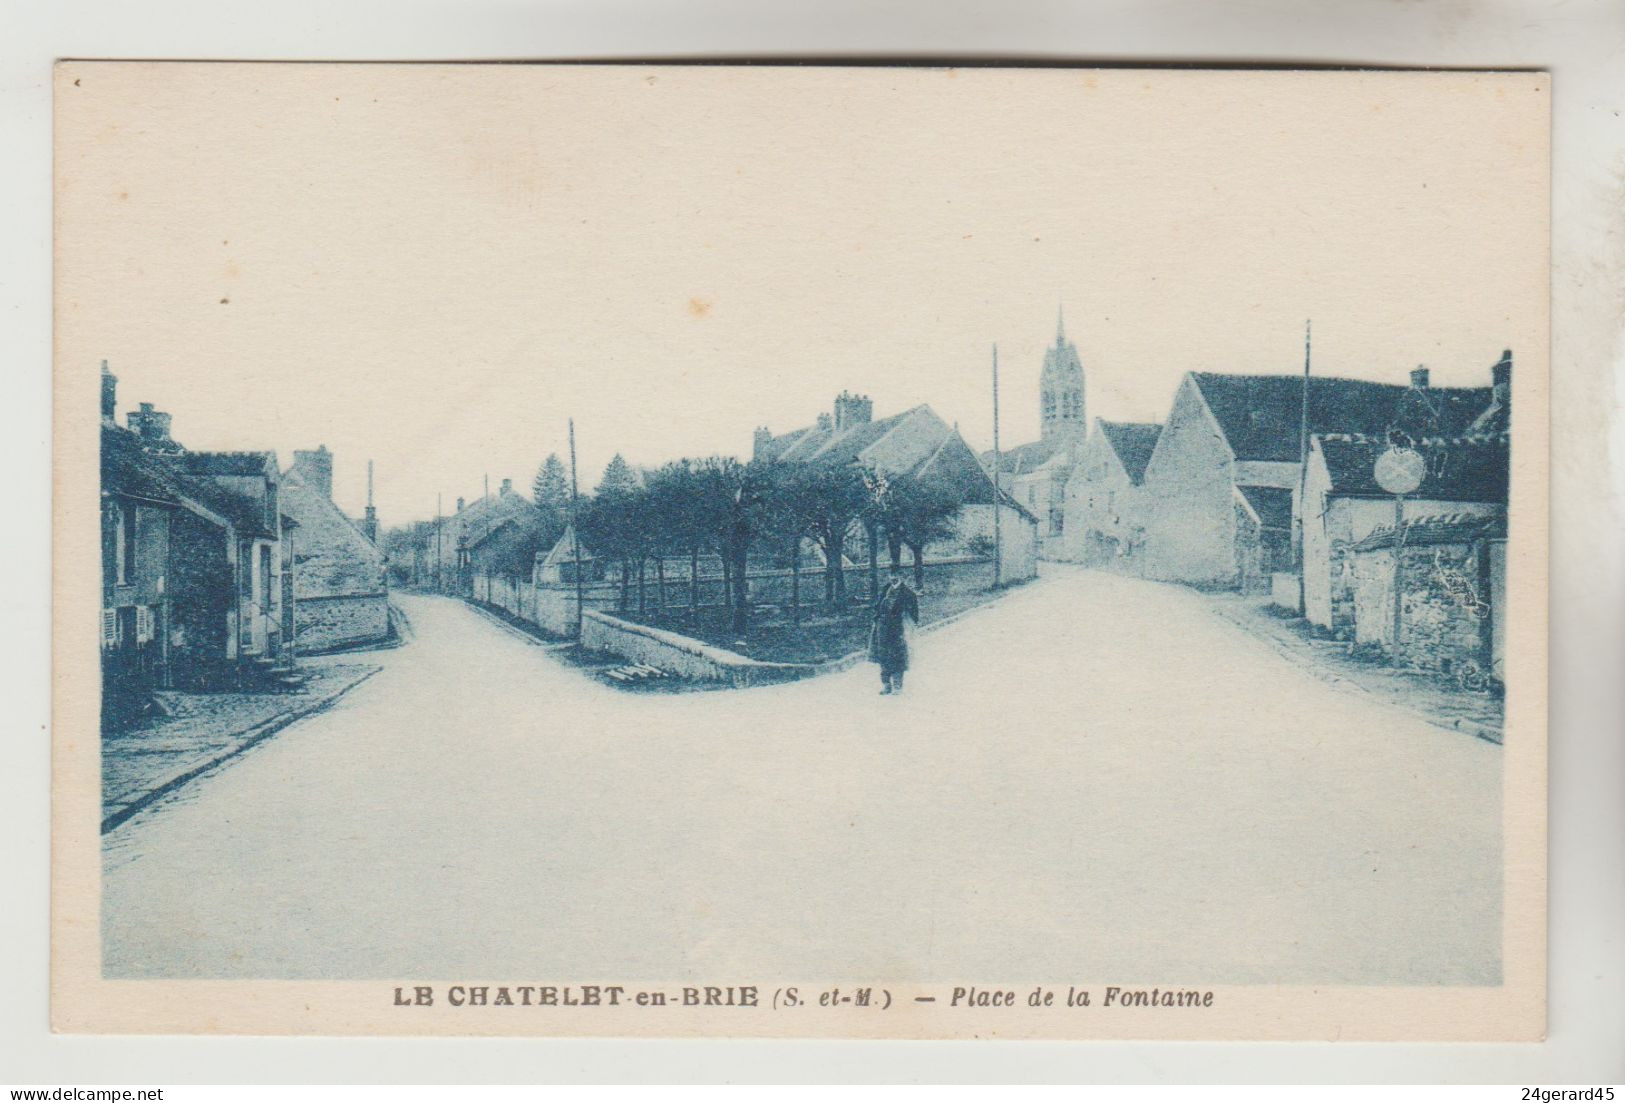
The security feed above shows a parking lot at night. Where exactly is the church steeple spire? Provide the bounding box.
[1056,303,1066,346]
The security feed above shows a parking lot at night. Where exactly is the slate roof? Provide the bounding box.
[1189,373,1493,464]
[1315,433,1509,504]
[1350,512,1507,552]
[1098,421,1162,484]
[1237,485,1293,530]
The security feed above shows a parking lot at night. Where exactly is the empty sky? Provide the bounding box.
[57,63,1547,524]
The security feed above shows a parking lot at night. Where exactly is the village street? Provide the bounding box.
[102,566,1502,986]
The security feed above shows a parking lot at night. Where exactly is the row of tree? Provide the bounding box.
[533,451,963,634]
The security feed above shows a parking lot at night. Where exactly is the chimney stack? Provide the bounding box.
[500,478,513,497]
[127,402,174,445]
[1409,366,1430,389]
[100,360,117,422]
[1492,349,1513,402]
[815,412,833,432]
[456,496,465,513]
[753,426,773,460]
[291,445,334,499]
[833,390,873,431]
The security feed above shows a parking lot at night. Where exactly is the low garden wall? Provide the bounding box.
[579,611,811,687]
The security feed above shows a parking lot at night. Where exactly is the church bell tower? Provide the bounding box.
[1040,305,1086,445]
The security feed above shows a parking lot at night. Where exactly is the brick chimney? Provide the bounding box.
[291,445,334,499]
[100,360,117,422]
[753,426,773,460]
[500,478,513,497]
[1409,366,1430,389]
[1492,349,1512,403]
[833,391,873,431]
[816,412,833,432]
[127,402,173,445]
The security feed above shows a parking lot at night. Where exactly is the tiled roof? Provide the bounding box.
[801,408,921,469]
[1098,421,1162,484]
[102,425,187,507]
[1350,512,1507,551]
[1190,373,1493,463]
[1315,433,1508,504]
[177,451,279,477]
[1237,485,1293,530]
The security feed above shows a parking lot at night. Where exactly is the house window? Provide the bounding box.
[1028,487,1037,507]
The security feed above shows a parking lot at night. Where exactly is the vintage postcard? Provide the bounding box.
[52,62,1548,1039]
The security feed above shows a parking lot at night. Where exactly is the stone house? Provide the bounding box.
[1140,367,1494,591]
[1345,513,1507,678]
[279,446,392,653]
[979,311,1088,556]
[755,392,1039,582]
[450,479,558,592]
[1059,419,1161,570]
[100,366,294,719]
[1302,432,1508,632]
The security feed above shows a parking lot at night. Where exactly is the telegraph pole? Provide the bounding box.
[569,417,584,642]
[435,492,443,593]
[991,342,1002,590]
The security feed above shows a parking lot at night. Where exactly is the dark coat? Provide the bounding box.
[868,580,920,672]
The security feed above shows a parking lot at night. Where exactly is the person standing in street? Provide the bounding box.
[869,566,920,695]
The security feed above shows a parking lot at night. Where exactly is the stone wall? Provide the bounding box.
[580,611,808,686]
[1348,538,1497,672]
[294,593,390,654]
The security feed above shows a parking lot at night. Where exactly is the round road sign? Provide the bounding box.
[1374,446,1425,496]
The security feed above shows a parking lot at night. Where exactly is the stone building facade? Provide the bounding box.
[1140,368,1495,591]
[280,446,392,654]
[1059,419,1161,569]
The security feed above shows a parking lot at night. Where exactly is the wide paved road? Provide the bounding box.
[103,567,1502,984]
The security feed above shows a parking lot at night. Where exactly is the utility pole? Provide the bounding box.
[435,493,442,593]
[991,342,1002,590]
[1296,319,1311,616]
[569,418,583,642]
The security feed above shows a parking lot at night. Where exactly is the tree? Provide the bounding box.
[867,472,961,590]
[692,456,779,636]
[755,465,815,624]
[796,463,871,609]
[533,454,569,512]
[597,453,639,496]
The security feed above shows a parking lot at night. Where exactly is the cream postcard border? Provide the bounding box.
[49,62,1549,1040]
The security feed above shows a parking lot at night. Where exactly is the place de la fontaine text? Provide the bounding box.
[391,984,1218,1011]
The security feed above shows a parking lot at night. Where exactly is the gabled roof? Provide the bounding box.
[1314,433,1509,504]
[1236,485,1293,530]
[981,437,1067,476]
[1097,421,1162,484]
[801,408,920,468]
[280,471,385,598]
[177,451,279,478]
[1189,373,1493,464]
[102,425,186,507]
[766,403,1039,524]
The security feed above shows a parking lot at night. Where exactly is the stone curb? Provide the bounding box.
[1205,600,1503,745]
[101,666,384,835]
